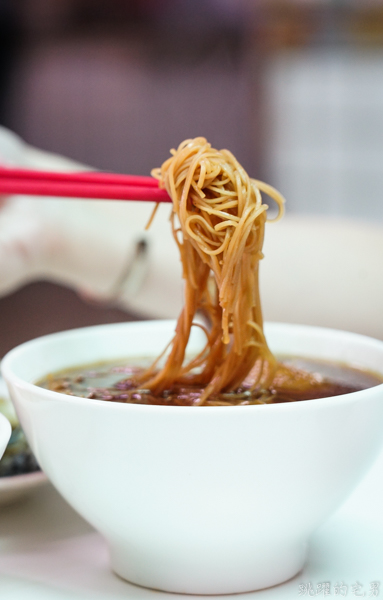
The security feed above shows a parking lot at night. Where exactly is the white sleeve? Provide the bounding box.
[0,126,183,318]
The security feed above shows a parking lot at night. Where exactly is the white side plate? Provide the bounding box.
[0,377,48,507]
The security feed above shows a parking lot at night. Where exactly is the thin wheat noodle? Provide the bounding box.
[137,137,285,404]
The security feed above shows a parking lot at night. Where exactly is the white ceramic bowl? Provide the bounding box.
[0,413,11,461]
[2,321,383,595]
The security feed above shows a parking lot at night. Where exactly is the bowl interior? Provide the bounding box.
[2,320,205,384]
[3,321,383,388]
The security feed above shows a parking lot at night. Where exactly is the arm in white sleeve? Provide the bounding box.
[0,126,183,318]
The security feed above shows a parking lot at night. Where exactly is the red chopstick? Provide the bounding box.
[0,167,171,203]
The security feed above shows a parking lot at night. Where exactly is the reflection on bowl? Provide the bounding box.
[2,321,383,595]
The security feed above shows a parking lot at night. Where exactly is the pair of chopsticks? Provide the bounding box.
[0,167,171,203]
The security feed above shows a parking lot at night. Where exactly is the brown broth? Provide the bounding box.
[38,357,383,407]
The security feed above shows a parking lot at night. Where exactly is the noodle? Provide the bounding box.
[137,137,285,405]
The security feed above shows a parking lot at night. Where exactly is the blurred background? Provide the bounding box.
[0,0,383,353]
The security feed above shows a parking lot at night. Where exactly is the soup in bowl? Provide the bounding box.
[2,320,383,595]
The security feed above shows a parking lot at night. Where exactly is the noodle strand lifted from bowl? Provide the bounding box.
[135,137,285,405]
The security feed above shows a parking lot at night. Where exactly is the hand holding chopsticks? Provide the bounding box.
[0,167,171,203]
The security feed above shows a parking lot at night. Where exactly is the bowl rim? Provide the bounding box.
[2,320,383,414]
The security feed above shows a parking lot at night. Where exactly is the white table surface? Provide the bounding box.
[1,447,383,600]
